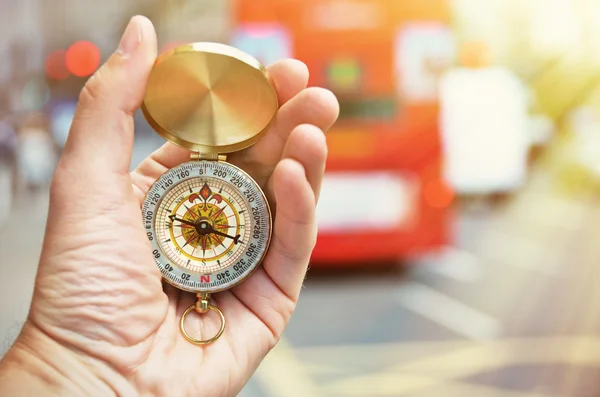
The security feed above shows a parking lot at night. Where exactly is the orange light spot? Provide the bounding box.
[45,50,69,80]
[424,178,454,208]
[459,41,491,69]
[65,41,101,77]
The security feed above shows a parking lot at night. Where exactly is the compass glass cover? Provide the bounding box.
[142,160,271,293]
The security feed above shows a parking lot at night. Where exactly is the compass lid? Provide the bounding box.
[142,42,278,153]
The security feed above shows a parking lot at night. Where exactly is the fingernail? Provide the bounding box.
[117,16,142,56]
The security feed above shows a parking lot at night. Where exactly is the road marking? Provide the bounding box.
[478,229,562,276]
[396,282,500,340]
[253,338,323,397]
[509,193,591,232]
[324,373,566,397]
[417,246,483,283]
[322,336,600,396]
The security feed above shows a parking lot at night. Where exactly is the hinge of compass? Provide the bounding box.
[190,152,227,162]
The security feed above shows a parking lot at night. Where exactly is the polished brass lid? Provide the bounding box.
[142,42,278,153]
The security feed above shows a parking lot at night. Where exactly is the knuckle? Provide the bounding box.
[78,68,107,107]
[79,81,100,107]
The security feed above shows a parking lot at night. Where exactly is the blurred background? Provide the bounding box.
[3,0,600,395]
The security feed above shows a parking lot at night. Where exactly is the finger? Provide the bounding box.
[131,143,189,202]
[274,124,327,202]
[60,16,157,180]
[267,59,309,105]
[270,87,338,144]
[233,87,338,177]
[261,159,317,300]
[130,59,310,201]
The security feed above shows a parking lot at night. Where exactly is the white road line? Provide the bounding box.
[479,229,561,276]
[253,338,323,397]
[396,282,501,340]
[419,246,483,283]
[509,193,591,232]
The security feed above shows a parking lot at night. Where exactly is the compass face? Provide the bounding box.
[142,160,271,293]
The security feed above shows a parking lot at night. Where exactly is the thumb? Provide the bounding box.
[60,15,157,179]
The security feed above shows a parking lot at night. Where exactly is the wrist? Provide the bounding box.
[0,322,129,397]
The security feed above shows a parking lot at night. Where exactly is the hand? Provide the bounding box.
[0,16,338,397]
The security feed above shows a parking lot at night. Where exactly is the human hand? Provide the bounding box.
[0,16,338,397]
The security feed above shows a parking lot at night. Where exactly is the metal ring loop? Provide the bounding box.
[180,303,225,345]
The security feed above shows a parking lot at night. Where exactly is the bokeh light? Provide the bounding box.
[21,77,50,111]
[45,50,69,80]
[459,41,491,69]
[65,41,101,77]
[424,178,454,208]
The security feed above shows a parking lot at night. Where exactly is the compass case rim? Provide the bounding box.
[141,42,279,154]
[142,160,273,294]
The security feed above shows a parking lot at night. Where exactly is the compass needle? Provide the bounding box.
[211,206,226,219]
[141,43,274,346]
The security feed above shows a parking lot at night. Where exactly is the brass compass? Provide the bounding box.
[141,43,277,345]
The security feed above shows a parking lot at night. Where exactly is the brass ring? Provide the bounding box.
[180,303,225,345]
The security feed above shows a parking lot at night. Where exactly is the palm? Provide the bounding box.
[27,52,338,396]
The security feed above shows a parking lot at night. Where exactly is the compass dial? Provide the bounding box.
[142,160,271,293]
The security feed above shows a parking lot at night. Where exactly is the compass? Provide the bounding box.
[140,43,277,345]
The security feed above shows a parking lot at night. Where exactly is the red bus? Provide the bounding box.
[233,0,455,265]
